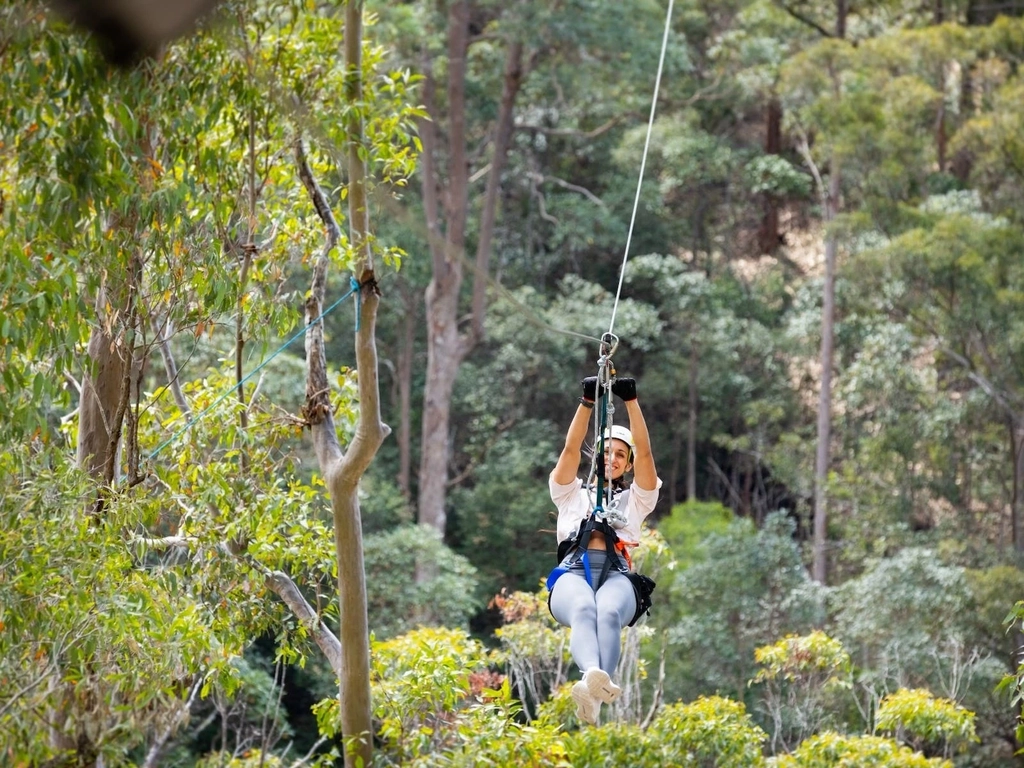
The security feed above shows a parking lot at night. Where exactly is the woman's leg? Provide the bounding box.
[549,571,600,672]
[594,572,638,674]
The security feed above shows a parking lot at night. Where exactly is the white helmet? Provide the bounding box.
[600,425,635,455]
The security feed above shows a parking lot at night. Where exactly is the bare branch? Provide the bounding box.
[151,314,191,416]
[773,1,834,38]
[939,343,1024,419]
[134,535,191,550]
[527,171,607,208]
[529,173,559,225]
[141,678,203,768]
[295,138,343,470]
[793,125,827,207]
[708,457,743,508]
[247,371,267,414]
[264,571,342,674]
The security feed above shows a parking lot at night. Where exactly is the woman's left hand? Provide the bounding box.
[612,378,637,401]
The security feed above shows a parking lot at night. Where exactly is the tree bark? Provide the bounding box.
[812,155,840,585]
[417,8,525,534]
[78,266,139,484]
[1012,419,1024,552]
[757,98,782,255]
[293,3,389,762]
[687,340,699,502]
[809,1,847,585]
[396,279,416,498]
[77,317,127,481]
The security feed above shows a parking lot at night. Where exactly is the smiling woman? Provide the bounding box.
[545,374,662,726]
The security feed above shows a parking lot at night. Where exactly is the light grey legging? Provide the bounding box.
[549,549,638,675]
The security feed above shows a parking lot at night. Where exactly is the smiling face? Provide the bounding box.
[603,438,634,480]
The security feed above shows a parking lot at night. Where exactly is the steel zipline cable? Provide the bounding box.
[606,0,675,341]
[587,0,675,514]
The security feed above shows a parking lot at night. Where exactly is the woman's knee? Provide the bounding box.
[550,575,596,625]
[596,578,638,627]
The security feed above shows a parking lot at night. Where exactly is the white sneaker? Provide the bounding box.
[571,680,600,725]
[583,667,621,704]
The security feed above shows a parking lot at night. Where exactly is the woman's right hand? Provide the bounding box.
[581,376,598,402]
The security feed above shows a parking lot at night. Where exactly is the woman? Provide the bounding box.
[548,375,662,725]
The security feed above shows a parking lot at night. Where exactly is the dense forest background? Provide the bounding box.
[3,0,1024,765]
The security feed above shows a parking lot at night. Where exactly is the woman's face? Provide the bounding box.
[604,438,633,479]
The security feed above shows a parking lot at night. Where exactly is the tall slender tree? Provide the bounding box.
[416,0,527,533]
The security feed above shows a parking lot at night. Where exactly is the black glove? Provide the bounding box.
[581,376,598,402]
[612,377,637,401]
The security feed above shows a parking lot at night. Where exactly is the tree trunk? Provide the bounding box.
[77,316,128,482]
[810,1,847,585]
[416,5,525,534]
[396,279,416,499]
[686,340,698,502]
[667,419,681,508]
[64,254,141,755]
[1012,419,1024,552]
[812,156,840,584]
[292,3,390,763]
[757,98,782,255]
[416,0,470,534]
[419,275,463,533]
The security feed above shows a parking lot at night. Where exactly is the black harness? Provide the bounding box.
[553,486,631,584]
[547,486,655,627]
[556,515,629,588]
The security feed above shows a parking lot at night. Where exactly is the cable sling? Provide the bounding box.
[147,276,361,460]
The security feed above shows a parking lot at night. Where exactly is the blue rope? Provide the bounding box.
[147,280,361,460]
[352,275,361,332]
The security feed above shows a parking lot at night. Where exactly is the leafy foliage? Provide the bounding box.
[363,524,481,639]
[753,631,852,752]
[771,732,953,768]
[875,688,978,757]
[832,549,973,694]
[0,448,226,764]
[668,512,826,704]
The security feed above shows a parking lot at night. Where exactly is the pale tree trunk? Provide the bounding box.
[417,0,470,535]
[153,315,191,415]
[796,120,840,585]
[77,253,141,489]
[812,156,839,585]
[809,2,848,583]
[293,3,389,764]
[60,254,141,757]
[417,6,525,533]
[77,307,128,482]
[687,340,699,502]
